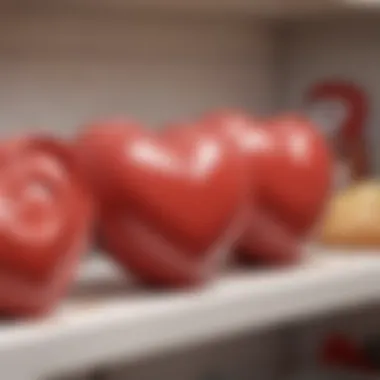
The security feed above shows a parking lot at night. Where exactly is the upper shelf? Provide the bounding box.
[2,247,380,379]
[279,0,380,18]
[3,0,380,19]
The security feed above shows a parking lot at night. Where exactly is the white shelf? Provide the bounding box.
[2,248,380,379]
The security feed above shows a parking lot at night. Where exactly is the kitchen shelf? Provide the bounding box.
[90,0,379,16]
[4,0,380,20]
[2,248,380,379]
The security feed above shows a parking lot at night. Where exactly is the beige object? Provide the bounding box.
[320,180,380,247]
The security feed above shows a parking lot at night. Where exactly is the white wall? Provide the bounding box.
[0,9,276,137]
[278,16,380,172]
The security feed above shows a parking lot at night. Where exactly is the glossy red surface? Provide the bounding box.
[78,121,247,286]
[200,111,332,265]
[264,114,332,236]
[0,137,92,317]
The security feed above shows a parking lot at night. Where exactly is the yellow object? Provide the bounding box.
[320,180,380,247]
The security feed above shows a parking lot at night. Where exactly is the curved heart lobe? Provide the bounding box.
[0,136,92,317]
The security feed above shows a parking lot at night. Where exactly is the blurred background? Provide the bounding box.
[2,1,380,380]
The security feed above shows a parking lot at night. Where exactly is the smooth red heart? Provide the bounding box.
[202,111,332,236]
[200,110,331,264]
[263,114,332,236]
[0,136,92,317]
[77,121,246,286]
